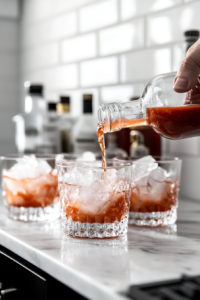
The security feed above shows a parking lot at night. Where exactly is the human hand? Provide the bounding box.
[173,39,200,103]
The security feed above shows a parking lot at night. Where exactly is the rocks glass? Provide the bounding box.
[1,155,60,222]
[129,156,182,226]
[57,160,132,238]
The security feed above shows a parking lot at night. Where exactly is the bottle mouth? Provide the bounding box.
[98,103,123,133]
[98,104,108,122]
[98,104,111,133]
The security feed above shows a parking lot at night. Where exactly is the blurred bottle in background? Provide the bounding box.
[13,82,46,154]
[57,96,73,153]
[105,133,127,159]
[38,102,60,154]
[73,94,99,154]
[129,130,149,158]
[184,30,199,53]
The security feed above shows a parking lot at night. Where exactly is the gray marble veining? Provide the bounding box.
[0,197,200,300]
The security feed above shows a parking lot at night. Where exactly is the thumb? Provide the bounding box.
[173,39,200,93]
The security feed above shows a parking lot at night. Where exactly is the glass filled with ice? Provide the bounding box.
[57,160,132,238]
[1,155,60,222]
[129,156,182,226]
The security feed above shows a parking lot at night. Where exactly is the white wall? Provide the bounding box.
[20,0,200,200]
[0,0,19,155]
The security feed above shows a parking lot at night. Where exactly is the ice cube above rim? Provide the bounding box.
[132,155,158,181]
[3,155,52,180]
[62,166,117,187]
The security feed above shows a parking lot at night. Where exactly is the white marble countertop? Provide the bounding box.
[0,197,200,300]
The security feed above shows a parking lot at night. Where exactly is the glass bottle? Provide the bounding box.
[98,71,200,140]
[129,130,149,158]
[38,102,60,154]
[105,133,127,159]
[73,94,99,154]
[128,96,161,157]
[184,30,199,53]
[13,82,46,154]
[57,96,74,153]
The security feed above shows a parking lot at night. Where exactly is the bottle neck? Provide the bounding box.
[98,100,147,133]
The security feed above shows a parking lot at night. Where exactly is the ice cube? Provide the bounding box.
[79,185,105,214]
[79,178,115,214]
[60,184,80,207]
[101,169,117,184]
[132,155,158,181]
[93,169,104,181]
[116,179,126,192]
[138,185,149,196]
[63,165,94,186]
[68,185,80,203]
[148,179,167,201]
[63,172,76,185]
[4,155,52,180]
[149,167,167,182]
[37,160,52,176]
[148,167,167,201]
[135,175,148,186]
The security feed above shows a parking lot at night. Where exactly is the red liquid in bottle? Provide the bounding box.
[146,105,200,139]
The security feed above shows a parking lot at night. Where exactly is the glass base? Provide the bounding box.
[5,202,60,222]
[62,214,128,238]
[129,207,177,226]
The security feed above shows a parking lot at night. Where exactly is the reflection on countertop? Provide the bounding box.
[0,197,200,300]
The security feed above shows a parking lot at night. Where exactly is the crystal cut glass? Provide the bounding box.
[57,160,132,238]
[1,155,60,222]
[128,156,182,226]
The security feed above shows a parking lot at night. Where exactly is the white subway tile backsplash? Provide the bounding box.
[120,0,181,21]
[54,65,78,89]
[21,12,77,47]
[51,12,77,40]
[99,20,144,56]
[81,57,118,87]
[168,138,199,156]
[120,47,171,82]
[147,16,173,45]
[79,0,118,32]
[147,1,200,46]
[120,0,136,20]
[100,83,144,103]
[45,65,79,89]
[22,0,96,25]
[101,85,134,103]
[24,64,78,90]
[61,33,96,63]
[172,43,184,71]
[21,23,46,48]
[22,43,59,71]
